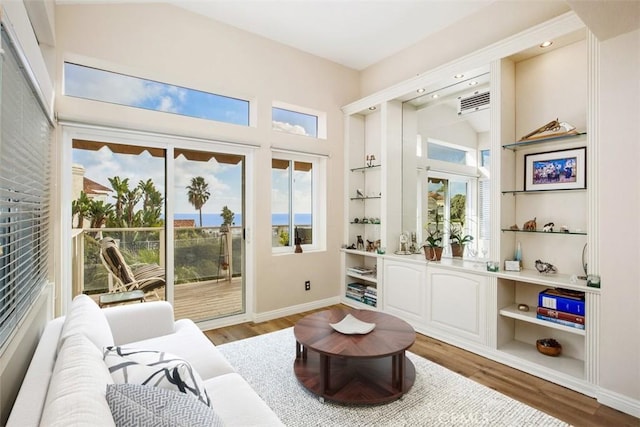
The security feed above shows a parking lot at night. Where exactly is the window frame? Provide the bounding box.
[63,61,251,127]
[272,101,327,139]
[271,150,326,254]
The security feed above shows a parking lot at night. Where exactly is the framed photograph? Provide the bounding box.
[524,147,586,191]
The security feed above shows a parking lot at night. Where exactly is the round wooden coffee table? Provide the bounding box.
[293,307,416,404]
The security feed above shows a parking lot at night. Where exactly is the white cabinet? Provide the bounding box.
[426,267,488,345]
[382,259,426,325]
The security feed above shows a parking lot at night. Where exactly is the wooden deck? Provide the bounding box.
[91,277,243,322]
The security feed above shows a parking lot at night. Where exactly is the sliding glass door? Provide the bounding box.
[172,149,245,322]
[70,137,245,322]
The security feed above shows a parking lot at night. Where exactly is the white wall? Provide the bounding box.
[359,1,570,97]
[54,3,360,314]
[597,28,640,410]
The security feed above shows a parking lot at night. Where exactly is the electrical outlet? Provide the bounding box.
[305,280,311,291]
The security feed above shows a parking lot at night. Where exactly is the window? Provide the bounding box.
[63,62,250,126]
[271,153,326,252]
[428,142,468,164]
[426,173,477,258]
[0,28,53,350]
[272,102,326,139]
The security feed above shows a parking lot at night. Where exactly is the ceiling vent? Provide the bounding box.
[458,90,490,115]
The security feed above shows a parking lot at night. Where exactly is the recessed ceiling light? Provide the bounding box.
[417,88,426,93]
[469,81,478,86]
[368,106,377,111]
[432,94,439,99]
[540,41,553,48]
[454,74,464,79]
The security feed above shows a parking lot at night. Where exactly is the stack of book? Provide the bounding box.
[347,266,375,276]
[363,286,377,307]
[346,283,366,303]
[537,288,586,330]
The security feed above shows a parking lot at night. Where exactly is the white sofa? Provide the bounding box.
[7,295,283,426]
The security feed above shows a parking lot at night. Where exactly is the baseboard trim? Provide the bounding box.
[597,387,640,418]
[253,297,341,323]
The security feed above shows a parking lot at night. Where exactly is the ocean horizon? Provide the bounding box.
[172,213,311,227]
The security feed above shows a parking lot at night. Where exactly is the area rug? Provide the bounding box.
[217,327,568,426]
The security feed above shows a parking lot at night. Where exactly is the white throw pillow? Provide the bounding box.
[104,347,210,406]
[41,333,115,427]
[58,294,114,354]
[106,384,223,427]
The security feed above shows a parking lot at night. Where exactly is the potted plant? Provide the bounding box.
[448,223,474,258]
[422,229,443,261]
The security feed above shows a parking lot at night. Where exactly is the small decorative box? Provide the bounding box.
[504,260,521,271]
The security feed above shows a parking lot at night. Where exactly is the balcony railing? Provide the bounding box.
[71,226,243,297]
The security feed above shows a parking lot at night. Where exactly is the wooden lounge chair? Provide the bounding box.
[99,237,165,301]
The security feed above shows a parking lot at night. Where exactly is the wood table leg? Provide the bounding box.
[319,354,329,395]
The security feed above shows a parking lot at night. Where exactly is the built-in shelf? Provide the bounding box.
[494,269,598,293]
[346,272,377,284]
[501,228,587,236]
[502,132,586,151]
[350,222,381,225]
[350,164,381,172]
[499,304,585,336]
[498,340,584,380]
[502,189,587,195]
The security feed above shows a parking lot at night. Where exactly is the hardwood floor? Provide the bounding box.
[205,304,639,427]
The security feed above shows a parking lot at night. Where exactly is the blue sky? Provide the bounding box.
[64,62,318,137]
[73,147,244,216]
[67,62,314,217]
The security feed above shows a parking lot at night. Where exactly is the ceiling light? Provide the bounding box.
[417,88,426,94]
[540,41,553,48]
[368,106,377,111]
[432,94,439,99]
[469,81,478,86]
[454,74,464,79]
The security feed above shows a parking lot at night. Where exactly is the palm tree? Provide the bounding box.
[71,191,91,228]
[87,200,114,229]
[108,176,130,222]
[186,176,210,227]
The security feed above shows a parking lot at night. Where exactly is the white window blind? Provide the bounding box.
[0,27,53,350]
[479,179,490,240]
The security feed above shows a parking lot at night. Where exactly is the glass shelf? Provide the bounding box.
[501,228,587,236]
[502,188,587,195]
[350,164,381,172]
[350,222,381,225]
[502,132,586,151]
[350,196,382,201]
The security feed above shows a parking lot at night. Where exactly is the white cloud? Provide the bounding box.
[272,120,309,136]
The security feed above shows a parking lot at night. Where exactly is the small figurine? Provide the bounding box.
[356,235,364,250]
[542,222,554,232]
[356,189,364,198]
[560,225,570,233]
[509,224,520,231]
[535,259,557,274]
[523,217,537,231]
[366,240,376,252]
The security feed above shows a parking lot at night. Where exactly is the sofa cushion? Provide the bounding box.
[205,373,285,426]
[58,294,114,354]
[106,384,223,427]
[104,347,210,406]
[41,333,115,427]
[129,318,235,380]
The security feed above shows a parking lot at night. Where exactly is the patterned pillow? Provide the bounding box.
[104,347,210,406]
[106,384,223,427]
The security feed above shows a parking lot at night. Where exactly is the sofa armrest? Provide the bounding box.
[6,317,64,427]
[102,301,175,345]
